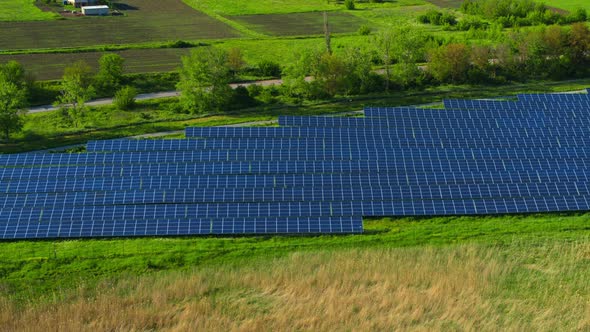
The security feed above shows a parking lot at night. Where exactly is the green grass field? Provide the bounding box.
[544,0,590,12]
[0,0,237,51]
[182,0,339,16]
[1,214,590,330]
[0,0,58,21]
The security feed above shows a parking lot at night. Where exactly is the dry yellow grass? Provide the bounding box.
[2,241,589,331]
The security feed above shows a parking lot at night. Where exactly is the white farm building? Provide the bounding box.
[81,5,109,16]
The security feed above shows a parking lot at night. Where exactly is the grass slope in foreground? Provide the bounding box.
[1,233,589,330]
[2,213,590,296]
[0,0,58,21]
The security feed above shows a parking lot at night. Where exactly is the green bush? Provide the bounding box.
[418,10,456,26]
[113,86,137,110]
[358,25,372,36]
[257,60,282,77]
[345,0,355,10]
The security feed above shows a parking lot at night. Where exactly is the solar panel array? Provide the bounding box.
[2,91,589,239]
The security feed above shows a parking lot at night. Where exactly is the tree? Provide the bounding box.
[55,61,95,127]
[567,22,590,67]
[0,78,26,141]
[113,86,137,110]
[95,53,125,95]
[428,43,471,83]
[389,26,428,88]
[375,30,395,92]
[0,61,28,141]
[281,50,317,103]
[177,47,233,113]
[227,47,246,77]
[341,48,378,95]
[311,51,347,98]
[0,61,27,88]
[344,0,355,10]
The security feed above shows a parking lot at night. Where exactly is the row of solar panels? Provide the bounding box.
[2,217,363,239]
[278,116,590,129]
[6,161,590,181]
[3,181,590,209]
[11,147,590,166]
[84,137,590,152]
[2,196,589,224]
[182,127,590,141]
[2,169,589,193]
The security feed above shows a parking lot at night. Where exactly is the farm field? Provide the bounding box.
[0,48,191,80]
[0,0,58,21]
[181,0,339,15]
[0,0,237,51]
[1,215,590,330]
[229,12,367,36]
[0,0,441,79]
[544,0,590,12]
[423,0,464,8]
[0,35,378,81]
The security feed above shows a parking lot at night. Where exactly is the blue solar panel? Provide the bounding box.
[443,99,590,111]
[1,196,589,225]
[9,146,590,166]
[3,169,590,194]
[280,115,590,129]
[2,181,588,209]
[517,93,589,101]
[0,216,363,239]
[3,91,590,240]
[365,103,588,117]
[5,159,590,181]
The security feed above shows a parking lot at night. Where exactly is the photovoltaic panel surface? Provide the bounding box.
[2,89,590,240]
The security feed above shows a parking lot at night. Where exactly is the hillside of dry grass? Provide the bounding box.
[2,240,589,331]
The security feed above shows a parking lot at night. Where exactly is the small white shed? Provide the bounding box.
[81,5,109,16]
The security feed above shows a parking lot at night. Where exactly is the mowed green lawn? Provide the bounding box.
[0,0,237,50]
[182,0,339,15]
[0,0,58,21]
[543,0,590,12]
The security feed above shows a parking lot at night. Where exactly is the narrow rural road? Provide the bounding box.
[27,78,290,114]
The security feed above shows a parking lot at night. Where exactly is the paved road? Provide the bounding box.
[28,78,291,114]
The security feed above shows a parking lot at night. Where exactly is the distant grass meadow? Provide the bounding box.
[0,0,58,21]
[181,0,340,15]
[544,0,590,12]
